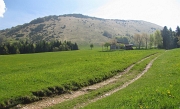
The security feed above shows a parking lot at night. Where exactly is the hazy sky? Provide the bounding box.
[0,0,180,30]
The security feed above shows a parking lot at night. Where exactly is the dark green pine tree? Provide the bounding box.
[176,26,180,36]
[161,26,170,49]
[176,26,180,47]
[169,28,175,49]
[73,43,79,50]
[173,31,178,48]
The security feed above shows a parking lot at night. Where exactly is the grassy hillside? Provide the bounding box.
[83,49,180,109]
[0,49,160,108]
[0,14,162,45]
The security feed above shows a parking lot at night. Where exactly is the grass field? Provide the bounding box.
[83,49,180,109]
[48,51,159,109]
[0,49,161,108]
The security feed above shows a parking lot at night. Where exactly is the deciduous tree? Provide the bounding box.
[154,30,163,48]
[142,33,149,49]
[90,43,93,50]
[149,34,154,48]
[104,42,110,50]
[0,37,3,45]
[134,33,143,49]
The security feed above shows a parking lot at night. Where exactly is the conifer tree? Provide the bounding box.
[161,26,170,49]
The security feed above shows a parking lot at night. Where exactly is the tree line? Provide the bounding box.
[161,26,180,49]
[0,40,79,55]
[133,26,180,49]
[101,25,180,50]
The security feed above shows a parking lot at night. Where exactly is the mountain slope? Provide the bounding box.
[0,14,162,45]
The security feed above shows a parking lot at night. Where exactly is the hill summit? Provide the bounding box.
[0,14,162,45]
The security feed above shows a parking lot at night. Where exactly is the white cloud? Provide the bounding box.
[0,0,6,17]
[90,0,180,30]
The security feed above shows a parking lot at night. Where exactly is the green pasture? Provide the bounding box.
[83,49,180,109]
[0,49,161,108]
[48,51,159,109]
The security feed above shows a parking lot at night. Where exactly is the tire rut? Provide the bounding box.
[18,55,157,109]
[74,56,159,109]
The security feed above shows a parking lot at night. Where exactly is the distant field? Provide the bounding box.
[0,49,161,108]
[83,49,180,109]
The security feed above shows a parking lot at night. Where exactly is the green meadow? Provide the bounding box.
[48,51,159,109]
[83,49,180,109]
[0,49,160,108]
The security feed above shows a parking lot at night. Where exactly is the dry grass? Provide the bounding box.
[0,14,162,45]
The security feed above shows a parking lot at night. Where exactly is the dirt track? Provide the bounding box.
[74,56,158,109]
[19,55,158,109]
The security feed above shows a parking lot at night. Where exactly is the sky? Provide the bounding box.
[0,0,180,30]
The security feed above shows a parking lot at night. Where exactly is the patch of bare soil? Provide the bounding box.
[18,55,157,109]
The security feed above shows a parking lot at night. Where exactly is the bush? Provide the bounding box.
[103,31,112,38]
[30,18,45,24]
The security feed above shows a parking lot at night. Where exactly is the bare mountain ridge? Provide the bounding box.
[0,14,162,44]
